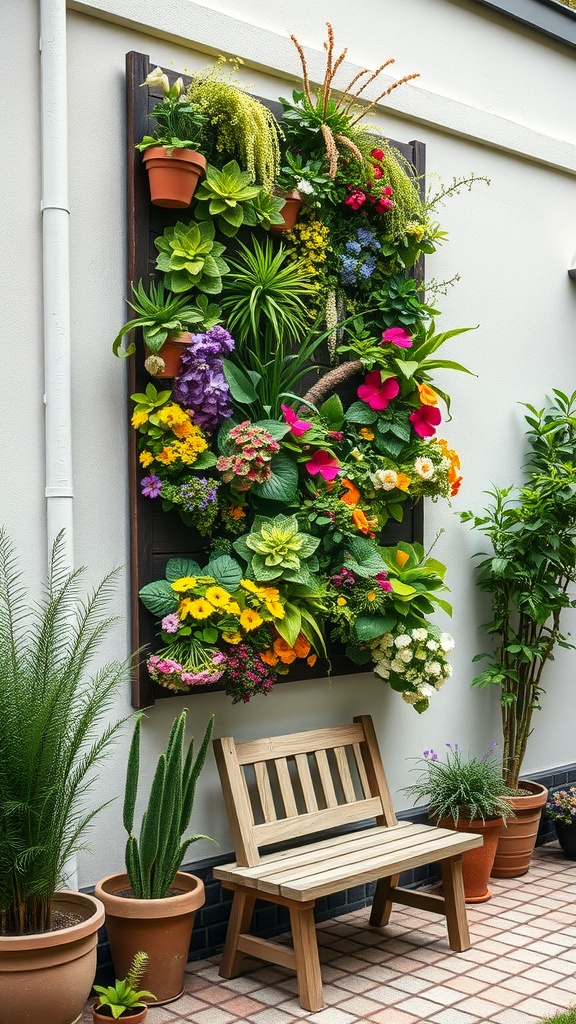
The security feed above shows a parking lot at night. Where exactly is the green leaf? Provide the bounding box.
[319,394,345,428]
[355,613,396,641]
[205,555,243,590]
[252,454,298,502]
[165,558,202,582]
[255,419,291,440]
[222,359,258,404]
[345,402,378,425]
[275,603,302,647]
[193,451,218,469]
[139,579,179,618]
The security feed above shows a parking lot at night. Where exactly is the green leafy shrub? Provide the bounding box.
[154,220,229,294]
[403,743,516,824]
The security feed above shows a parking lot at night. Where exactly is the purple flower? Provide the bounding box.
[141,474,162,498]
[173,357,232,431]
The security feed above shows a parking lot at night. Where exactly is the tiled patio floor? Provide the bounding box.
[88,843,576,1024]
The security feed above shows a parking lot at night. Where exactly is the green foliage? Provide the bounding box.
[112,281,222,357]
[244,189,287,231]
[0,530,127,935]
[194,160,262,237]
[93,951,156,1018]
[123,711,215,899]
[234,514,320,585]
[403,744,516,824]
[188,58,282,190]
[460,390,576,788]
[137,89,207,154]
[540,1011,576,1024]
[154,220,229,294]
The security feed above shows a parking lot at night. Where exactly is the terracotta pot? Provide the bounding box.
[94,872,205,1005]
[269,189,303,233]
[0,890,104,1024]
[554,821,576,860]
[438,816,502,903]
[491,781,548,878]
[92,1001,147,1023]
[142,148,206,208]
[146,333,192,378]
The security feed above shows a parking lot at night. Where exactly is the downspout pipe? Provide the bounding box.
[40,0,74,574]
[39,0,77,889]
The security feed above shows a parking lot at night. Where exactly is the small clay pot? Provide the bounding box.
[145,333,193,378]
[269,189,303,233]
[491,781,548,878]
[142,148,206,208]
[93,1001,148,1023]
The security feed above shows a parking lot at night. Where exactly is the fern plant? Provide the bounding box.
[123,711,215,899]
[0,530,127,935]
[93,950,156,1019]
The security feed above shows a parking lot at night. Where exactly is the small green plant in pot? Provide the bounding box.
[404,743,515,903]
[112,280,222,361]
[93,951,156,1021]
[95,711,215,1004]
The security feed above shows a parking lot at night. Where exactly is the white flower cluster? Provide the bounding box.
[370,625,454,706]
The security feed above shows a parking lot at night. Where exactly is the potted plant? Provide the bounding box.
[0,529,127,1024]
[271,153,335,233]
[95,711,214,1005]
[546,787,576,860]
[137,67,207,208]
[403,743,515,902]
[461,389,576,876]
[92,950,156,1022]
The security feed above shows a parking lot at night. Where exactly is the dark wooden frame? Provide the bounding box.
[125,51,426,708]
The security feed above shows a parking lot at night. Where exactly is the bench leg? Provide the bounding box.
[290,905,323,1012]
[441,856,471,952]
[370,873,399,927]
[219,888,257,979]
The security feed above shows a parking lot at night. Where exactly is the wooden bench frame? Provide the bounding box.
[213,715,482,1012]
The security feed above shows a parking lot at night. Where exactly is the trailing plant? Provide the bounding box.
[112,281,222,358]
[123,710,215,899]
[403,743,516,824]
[137,67,206,153]
[93,951,156,1019]
[0,530,126,935]
[154,220,229,294]
[460,390,576,789]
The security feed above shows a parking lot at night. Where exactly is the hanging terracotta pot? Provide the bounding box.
[491,781,548,878]
[94,872,205,1005]
[0,890,104,1024]
[92,1002,148,1023]
[269,189,303,234]
[438,816,502,903]
[142,148,206,208]
[145,333,192,378]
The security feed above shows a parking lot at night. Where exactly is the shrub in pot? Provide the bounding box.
[461,390,576,875]
[546,787,576,860]
[404,743,515,902]
[95,711,214,1005]
[0,529,127,1024]
[92,950,156,1022]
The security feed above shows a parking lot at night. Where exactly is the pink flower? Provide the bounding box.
[382,187,393,196]
[410,404,442,438]
[281,404,312,438]
[344,190,366,210]
[357,371,400,411]
[305,449,341,481]
[371,148,385,161]
[382,327,412,349]
[328,430,344,441]
[372,166,383,179]
[375,197,394,213]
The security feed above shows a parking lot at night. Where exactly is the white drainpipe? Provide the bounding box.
[39,0,78,890]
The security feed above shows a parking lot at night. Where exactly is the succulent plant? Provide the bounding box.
[243,189,286,231]
[93,951,156,1018]
[234,514,320,583]
[155,220,229,294]
[194,160,262,236]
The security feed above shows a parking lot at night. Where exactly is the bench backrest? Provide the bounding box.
[213,714,397,867]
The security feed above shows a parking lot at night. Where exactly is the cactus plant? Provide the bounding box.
[123,711,214,899]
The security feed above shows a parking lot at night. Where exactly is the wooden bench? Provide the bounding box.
[213,715,482,1012]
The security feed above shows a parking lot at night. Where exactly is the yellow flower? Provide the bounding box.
[156,403,189,428]
[359,428,375,441]
[240,579,262,594]
[337,597,347,607]
[226,600,241,616]
[366,591,377,602]
[222,631,242,644]
[186,598,214,620]
[396,550,410,569]
[139,451,154,468]
[156,445,178,465]
[240,608,263,632]
[177,598,195,618]
[131,411,148,429]
[205,586,231,608]
[265,599,285,619]
[171,577,197,592]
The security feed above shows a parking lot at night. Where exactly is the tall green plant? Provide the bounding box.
[0,530,127,935]
[123,711,214,899]
[461,390,576,789]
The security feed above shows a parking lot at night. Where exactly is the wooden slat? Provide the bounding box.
[254,761,277,822]
[334,746,356,803]
[390,886,447,916]
[275,758,298,818]
[237,934,296,970]
[221,880,316,910]
[236,723,365,764]
[295,753,318,813]
[354,715,397,825]
[352,742,372,799]
[315,749,338,807]
[213,737,260,867]
[253,796,383,848]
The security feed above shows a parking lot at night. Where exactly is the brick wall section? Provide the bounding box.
[92,762,576,984]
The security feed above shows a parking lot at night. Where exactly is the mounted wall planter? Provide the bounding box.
[142,148,206,208]
[146,333,192,378]
[0,890,105,1024]
[491,781,548,878]
[269,189,303,233]
[94,872,205,1005]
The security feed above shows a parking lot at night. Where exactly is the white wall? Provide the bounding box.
[1,0,575,888]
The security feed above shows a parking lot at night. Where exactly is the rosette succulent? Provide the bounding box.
[155,219,229,293]
[194,160,262,237]
[234,514,320,583]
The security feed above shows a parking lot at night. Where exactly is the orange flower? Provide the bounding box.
[359,427,375,441]
[352,508,378,534]
[293,634,311,658]
[229,506,246,521]
[307,654,317,667]
[416,382,438,406]
[261,649,279,666]
[272,636,298,664]
[396,473,411,492]
[396,549,410,568]
[340,478,360,506]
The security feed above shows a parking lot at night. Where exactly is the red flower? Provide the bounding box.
[371,148,385,161]
[372,166,383,179]
[344,190,367,210]
[382,187,393,196]
[357,371,400,411]
[409,404,442,438]
[375,197,394,214]
[382,327,412,349]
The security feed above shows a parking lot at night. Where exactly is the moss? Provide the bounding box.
[540,1010,576,1024]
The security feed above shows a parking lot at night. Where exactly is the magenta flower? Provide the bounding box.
[409,404,442,438]
[376,571,392,592]
[382,327,412,349]
[141,474,162,498]
[375,196,394,213]
[344,190,366,210]
[281,404,312,438]
[357,371,400,411]
[371,148,385,161]
[305,449,341,481]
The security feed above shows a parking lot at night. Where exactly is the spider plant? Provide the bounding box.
[0,530,127,935]
[112,280,222,358]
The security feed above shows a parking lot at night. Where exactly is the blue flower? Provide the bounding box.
[345,240,362,255]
